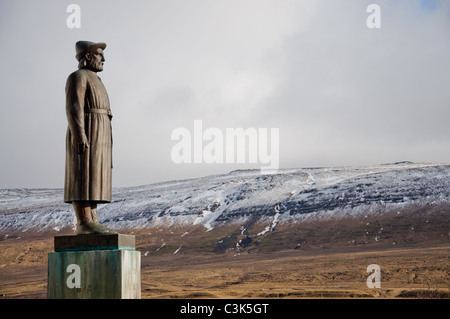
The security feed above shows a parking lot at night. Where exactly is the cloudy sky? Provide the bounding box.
[0,0,449,189]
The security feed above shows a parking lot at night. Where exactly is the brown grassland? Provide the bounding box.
[0,205,449,299]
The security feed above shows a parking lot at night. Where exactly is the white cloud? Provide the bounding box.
[0,0,449,188]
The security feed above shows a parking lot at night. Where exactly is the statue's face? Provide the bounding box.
[86,48,105,72]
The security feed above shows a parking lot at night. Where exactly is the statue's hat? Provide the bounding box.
[75,41,107,61]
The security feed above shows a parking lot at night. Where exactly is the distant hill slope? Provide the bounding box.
[1,162,450,235]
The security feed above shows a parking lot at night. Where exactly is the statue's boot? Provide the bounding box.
[90,204,117,234]
[76,221,111,235]
[74,201,115,235]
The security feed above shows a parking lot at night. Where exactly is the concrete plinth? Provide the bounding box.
[47,234,141,299]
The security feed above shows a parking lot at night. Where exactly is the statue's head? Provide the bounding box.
[75,41,107,72]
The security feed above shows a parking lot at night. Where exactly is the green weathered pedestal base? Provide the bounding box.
[47,234,141,299]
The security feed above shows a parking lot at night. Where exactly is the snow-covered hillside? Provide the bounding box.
[1,162,449,233]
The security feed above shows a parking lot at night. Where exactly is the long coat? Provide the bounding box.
[64,69,113,203]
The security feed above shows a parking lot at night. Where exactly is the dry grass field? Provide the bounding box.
[139,244,450,299]
[1,207,449,299]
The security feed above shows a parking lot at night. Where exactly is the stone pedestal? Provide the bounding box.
[47,234,141,299]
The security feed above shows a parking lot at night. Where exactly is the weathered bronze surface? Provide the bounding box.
[64,41,115,235]
[48,249,141,299]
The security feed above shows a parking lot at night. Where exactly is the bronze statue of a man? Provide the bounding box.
[64,41,116,235]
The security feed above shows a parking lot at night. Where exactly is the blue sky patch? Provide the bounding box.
[419,0,441,11]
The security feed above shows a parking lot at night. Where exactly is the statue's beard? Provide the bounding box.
[88,59,103,72]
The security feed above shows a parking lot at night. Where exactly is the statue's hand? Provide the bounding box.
[77,135,90,154]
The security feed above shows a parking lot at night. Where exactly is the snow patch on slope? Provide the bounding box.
[1,162,449,233]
